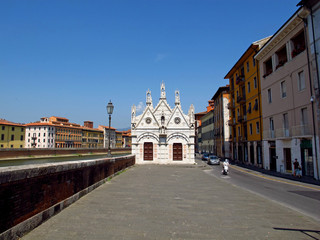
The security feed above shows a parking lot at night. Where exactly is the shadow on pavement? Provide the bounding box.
[274,227,320,240]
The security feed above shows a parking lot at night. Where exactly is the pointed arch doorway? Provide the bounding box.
[144,142,153,161]
[173,143,183,161]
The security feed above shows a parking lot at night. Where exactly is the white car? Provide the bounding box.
[207,155,220,165]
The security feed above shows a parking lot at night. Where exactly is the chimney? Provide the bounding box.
[84,121,93,128]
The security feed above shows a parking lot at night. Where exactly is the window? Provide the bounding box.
[254,77,257,89]
[28,133,30,137]
[291,31,305,58]
[1,126,4,130]
[270,118,274,138]
[247,61,249,72]
[20,136,23,141]
[268,89,272,103]
[298,71,305,91]
[11,135,14,141]
[21,128,23,132]
[38,133,40,137]
[256,122,260,134]
[0,144,3,148]
[301,108,308,126]
[11,145,13,148]
[263,57,273,77]
[248,82,251,93]
[281,81,287,98]
[1,134,4,140]
[283,113,289,137]
[44,133,46,137]
[248,102,252,113]
[12,127,15,131]
[249,124,253,135]
[301,108,308,135]
[43,139,46,143]
[254,99,259,111]
[275,45,287,69]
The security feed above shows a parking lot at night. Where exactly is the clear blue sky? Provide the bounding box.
[0,0,298,129]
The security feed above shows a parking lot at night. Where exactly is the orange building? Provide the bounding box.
[224,37,270,165]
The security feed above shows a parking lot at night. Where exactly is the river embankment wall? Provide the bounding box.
[0,155,135,240]
[0,148,131,159]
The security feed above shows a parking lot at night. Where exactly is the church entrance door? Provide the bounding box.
[173,143,183,161]
[144,142,153,161]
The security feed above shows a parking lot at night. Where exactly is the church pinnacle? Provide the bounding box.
[160,82,166,100]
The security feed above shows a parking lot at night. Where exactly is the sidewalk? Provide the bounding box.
[231,161,320,186]
[22,163,320,240]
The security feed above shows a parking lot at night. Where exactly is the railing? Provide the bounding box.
[292,125,312,136]
[263,125,313,139]
[236,76,245,85]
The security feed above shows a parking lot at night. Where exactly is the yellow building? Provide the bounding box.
[224,37,270,166]
[115,131,123,148]
[0,119,25,148]
[82,121,104,148]
[122,130,131,148]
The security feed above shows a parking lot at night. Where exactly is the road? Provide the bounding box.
[203,158,320,223]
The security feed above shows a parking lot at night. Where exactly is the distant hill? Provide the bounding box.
[117,127,131,131]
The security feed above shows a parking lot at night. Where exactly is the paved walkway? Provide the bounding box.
[22,161,320,240]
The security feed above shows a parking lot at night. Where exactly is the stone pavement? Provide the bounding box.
[22,161,320,240]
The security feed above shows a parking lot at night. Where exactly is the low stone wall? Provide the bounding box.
[0,155,135,240]
[0,148,131,159]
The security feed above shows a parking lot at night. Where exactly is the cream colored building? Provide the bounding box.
[255,7,318,178]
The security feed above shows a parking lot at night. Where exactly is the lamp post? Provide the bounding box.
[106,100,114,157]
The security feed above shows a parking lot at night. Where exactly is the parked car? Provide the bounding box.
[202,153,210,161]
[207,155,220,165]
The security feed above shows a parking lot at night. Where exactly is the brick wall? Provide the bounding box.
[0,155,135,239]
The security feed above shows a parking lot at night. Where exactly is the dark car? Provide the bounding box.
[207,155,220,165]
[202,153,210,161]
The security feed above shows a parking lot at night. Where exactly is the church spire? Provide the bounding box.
[175,90,180,106]
[146,89,153,107]
[160,82,166,100]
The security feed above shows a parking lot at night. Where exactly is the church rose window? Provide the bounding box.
[146,118,152,124]
[174,117,181,124]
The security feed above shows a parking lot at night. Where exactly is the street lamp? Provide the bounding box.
[106,100,114,157]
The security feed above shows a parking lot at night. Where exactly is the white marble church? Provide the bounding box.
[131,83,195,164]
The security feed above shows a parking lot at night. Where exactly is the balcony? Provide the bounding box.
[228,118,236,126]
[237,96,245,104]
[263,130,276,139]
[237,116,244,122]
[227,103,234,109]
[276,128,291,139]
[292,125,312,137]
[236,76,245,85]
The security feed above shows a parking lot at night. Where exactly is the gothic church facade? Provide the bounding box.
[131,83,195,164]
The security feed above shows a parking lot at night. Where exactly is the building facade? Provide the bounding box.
[212,86,231,159]
[0,119,25,148]
[25,117,82,148]
[255,7,318,177]
[131,83,195,164]
[225,37,270,166]
[298,0,320,180]
[98,126,116,149]
[82,121,104,148]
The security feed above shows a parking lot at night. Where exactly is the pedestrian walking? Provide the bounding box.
[293,159,301,177]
